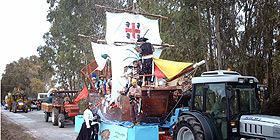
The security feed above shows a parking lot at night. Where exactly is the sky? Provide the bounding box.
[0,0,51,78]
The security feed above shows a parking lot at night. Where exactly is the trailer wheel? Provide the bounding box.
[45,112,49,122]
[52,108,59,126]
[172,114,204,140]
[58,114,65,128]
[72,117,75,125]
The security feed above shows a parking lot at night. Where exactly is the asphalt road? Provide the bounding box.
[1,107,78,140]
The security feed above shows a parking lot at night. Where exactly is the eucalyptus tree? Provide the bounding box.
[42,0,127,90]
[1,55,52,98]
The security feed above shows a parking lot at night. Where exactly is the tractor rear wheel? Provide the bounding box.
[52,108,59,126]
[72,117,75,125]
[13,105,17,113]
[58,114,65,128]
[172,114,204,140]
[45,112,49,122]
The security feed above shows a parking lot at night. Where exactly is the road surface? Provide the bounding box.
[1,107,78,140]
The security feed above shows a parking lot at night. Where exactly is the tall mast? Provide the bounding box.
[133,0,137,11]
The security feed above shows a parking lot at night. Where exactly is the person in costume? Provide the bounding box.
[91,103,102,140]
[132,60,140,79]
[77,103,96,140]
[135,37,154,85]
[123,66,132,95]
[97,75,106,95]
[138,59,144,86]
[63,96,72,105]
[127,79,142,127]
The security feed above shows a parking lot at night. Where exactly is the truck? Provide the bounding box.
[42,90,79,128]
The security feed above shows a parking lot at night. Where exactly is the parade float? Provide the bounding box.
[75,3,280,140]
[76,4,204,140]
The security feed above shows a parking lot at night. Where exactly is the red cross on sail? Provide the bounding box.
[125,22,140,39]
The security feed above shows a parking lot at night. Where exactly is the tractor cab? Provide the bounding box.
[191,70,260,139]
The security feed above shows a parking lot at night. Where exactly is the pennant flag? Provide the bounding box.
[74,86,89,104]
[106,12,162,45]
[154,58,193,80]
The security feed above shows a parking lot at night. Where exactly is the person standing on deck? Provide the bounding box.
[138,59,144,86]
[127,79,142,127]
[135,37,154,85]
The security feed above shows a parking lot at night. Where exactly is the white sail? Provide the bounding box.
[106,12,162,45]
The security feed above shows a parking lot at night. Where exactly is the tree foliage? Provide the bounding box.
[39,0,128,90]
[138,0,279,95]
[1,55,54,98]
[39,0,279,113]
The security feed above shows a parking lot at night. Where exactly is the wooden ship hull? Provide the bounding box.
[88,86,180,123]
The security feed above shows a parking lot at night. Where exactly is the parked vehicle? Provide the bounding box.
[31,98,37,110]
[37,93,48,101]
[4,102,8,110]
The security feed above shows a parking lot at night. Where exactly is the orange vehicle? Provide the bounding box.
[42,91,79,128]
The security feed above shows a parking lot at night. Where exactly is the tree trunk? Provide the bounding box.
[197,1,209,71]
[215,3,222,70]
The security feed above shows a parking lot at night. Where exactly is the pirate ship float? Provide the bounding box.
[79,4,204,123]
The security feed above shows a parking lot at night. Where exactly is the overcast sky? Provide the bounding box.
[0,0,50,78]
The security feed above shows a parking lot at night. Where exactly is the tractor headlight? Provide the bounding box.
[18,101,23,105]
[249,79,254,84]
[238,78,244,83]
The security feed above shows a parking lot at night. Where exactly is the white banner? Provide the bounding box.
[91,43,109,71]
[106,12,162,45]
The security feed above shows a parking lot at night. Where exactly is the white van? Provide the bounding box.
[37,93,48,101]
